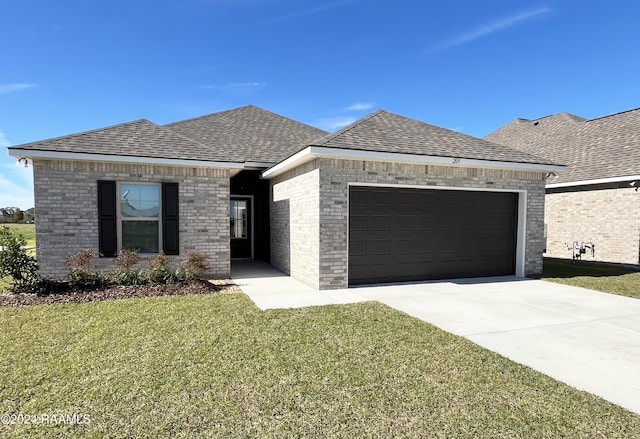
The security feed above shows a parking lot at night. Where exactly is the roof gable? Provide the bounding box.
[312,110,558,165]
[485,107,640,184]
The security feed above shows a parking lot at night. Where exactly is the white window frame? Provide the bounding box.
[116,181,163,254]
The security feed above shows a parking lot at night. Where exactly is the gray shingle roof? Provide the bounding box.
[310,110,559,165]
[9,105,327,164]
[484,108,640,184]
[165,105,327,163]
[8,119,223,162]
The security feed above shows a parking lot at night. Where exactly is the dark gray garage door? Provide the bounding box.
[349,186,518,285]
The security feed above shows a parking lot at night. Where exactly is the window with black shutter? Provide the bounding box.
[97,180,179,256]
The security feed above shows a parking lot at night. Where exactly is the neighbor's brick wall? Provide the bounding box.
[33,159,230,278]
[270,161,320,288]
[545,187,640,265]
[271,158,547,290]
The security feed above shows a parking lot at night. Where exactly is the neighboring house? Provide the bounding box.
[485,107,640,267]
[8,105,564,289]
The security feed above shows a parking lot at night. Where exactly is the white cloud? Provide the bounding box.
[430,6,551,51]
[313,116,357,131]
[0,83,36,95]
[272,0,354,21]
[343,102,375,111]
[200,82,266,90]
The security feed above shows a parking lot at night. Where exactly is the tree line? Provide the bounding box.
[0,207,35,224]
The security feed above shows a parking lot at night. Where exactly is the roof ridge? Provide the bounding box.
[586,105,640,122]
[311,109,385,145]
[163,105,254,127]
[8,119,153,149]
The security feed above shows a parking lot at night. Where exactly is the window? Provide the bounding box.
[98,181,179,257]
[230,200,247,239]
[120,183,160,253]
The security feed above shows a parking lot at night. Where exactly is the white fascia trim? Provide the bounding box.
[8,148,245,169]
[546,174,640,188]
[262,146,567,178]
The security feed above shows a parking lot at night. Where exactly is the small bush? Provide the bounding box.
[112,268,147,286]
[181,251,209,280]
[112,249,147,286]
[12,277,69,296]
[115,249,141,269]
[146,253,178,284]
[0,226,39,287]
[67,249,109,290]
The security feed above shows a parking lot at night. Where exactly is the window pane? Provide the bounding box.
[122,221,159,253]
[121,183,160,218]
[230,200,247,239]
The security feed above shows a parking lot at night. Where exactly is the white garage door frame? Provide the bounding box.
[347,182,527,279]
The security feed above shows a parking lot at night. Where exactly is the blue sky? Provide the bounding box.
[1,0,639,209]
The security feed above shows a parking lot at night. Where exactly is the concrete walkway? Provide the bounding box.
[231,260,640,414]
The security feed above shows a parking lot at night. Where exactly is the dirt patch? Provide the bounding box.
[0,279,242,307]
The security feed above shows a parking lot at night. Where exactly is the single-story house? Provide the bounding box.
[8,105,564,289]
[485,107,640,267]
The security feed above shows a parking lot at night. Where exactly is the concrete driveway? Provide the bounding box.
[231,261,640,414]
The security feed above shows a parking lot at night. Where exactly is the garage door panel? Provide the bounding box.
[349,186,517,285]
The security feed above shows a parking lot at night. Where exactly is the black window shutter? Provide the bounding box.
[162,182,179,255]
[97,180,117,257]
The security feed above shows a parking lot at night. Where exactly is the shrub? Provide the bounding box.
[112,249,147,286]
[181,251,209,280]
[115,249,141,269]
[146,253,175,284]
[0,226,39,287]
[67,249,109,290]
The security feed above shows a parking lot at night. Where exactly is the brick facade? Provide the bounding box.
[270,161,320,288]
[544,187,640,265]
[271,158,548,289]
[33,159,231,278]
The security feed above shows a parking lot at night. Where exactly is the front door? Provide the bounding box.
[230,197,252,259]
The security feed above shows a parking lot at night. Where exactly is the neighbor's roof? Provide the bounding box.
[310,110,560,166]
[165,105,327,163]
[484,107,640,184]
[9,105,327,165]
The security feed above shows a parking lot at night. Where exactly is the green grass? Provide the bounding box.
[0,224,35,292]
[2,223,35,247]
[1,293,638,438]
[535,258,640,299]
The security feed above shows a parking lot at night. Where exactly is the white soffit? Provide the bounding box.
[546,174,640,188]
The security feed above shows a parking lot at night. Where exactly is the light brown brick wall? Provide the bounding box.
[545,187,640,265]
[271,158,548,289]
[33,159,231,278]
[270,161,320,288]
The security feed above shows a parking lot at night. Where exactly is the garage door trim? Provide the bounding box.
[347,183,527,285]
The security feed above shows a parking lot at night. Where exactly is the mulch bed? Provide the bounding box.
[0,279,242,307]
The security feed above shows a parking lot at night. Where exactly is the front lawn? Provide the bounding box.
[1,293,638,437]
[535,258,640,299]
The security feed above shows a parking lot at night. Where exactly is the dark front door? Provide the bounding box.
[349,186,518,285]
[230,197,252,259]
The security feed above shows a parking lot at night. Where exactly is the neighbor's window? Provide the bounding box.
[120,183,161,253]
[230,200,247,239]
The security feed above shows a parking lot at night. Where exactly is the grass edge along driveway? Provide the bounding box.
[535,258,640,299]
[1,292,639,438]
